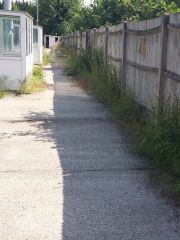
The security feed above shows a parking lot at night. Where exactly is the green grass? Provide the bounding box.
[112,95,145,123]
[0,66,46,99]
[176,182,180,193]
[63,46,180,179]
[20,66,46,94]
[0,89,9,99]
[138,101,180,174]
[63,46,121,103]
[43,49,53,65]
[59,45,180,179]
[0,79,16,99]
[61,46,146,124]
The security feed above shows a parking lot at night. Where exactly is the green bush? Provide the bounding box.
[0,78,15,99]
[0,89,9,99]
[138,101,180,174]
[20,66,46,94]
[112,95,144,123]
[43,50,53,65]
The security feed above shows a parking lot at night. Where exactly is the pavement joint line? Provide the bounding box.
[0,169,61,173]
[0,168,154,175]
[63,168,154,174]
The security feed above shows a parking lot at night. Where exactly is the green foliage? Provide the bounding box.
[176,182,180,193]
[112,96,144,123]
[12,1,36,16]
[74,0,180,31]
[63,47,83,76]
[33,65,44,78]
[20,66,46,94]
[0,0,83,36]
[62,45,180,177]
[0,89,9,99]
[43,50,53,65]
[138,101,180,174]
[63,46,120,103]
[0,78,15,99]
[1,0,179,35]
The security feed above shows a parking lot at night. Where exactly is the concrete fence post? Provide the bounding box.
[158,14,169,104]
[75,32,77,49]
[121,21,127,96]
[104,27,109,67]
[86,30,89,49]
[93,28,96,47]
[80,32,82,50]
[105,27,108,57]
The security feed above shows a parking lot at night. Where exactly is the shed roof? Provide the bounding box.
[0,10,34,20]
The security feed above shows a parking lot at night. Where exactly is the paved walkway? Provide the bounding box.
[0,58,180,239]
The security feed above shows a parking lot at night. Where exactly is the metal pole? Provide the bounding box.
[4,0,12,11]
[37,0,39,26]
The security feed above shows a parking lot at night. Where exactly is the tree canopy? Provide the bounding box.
[0,0,179,35]
[75,0,180,31]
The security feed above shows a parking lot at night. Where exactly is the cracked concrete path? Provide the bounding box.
[0,57,180,239]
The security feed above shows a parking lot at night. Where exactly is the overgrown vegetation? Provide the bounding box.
[20,66,46,94]
[62,46,121,104]
[76,0,180,31]
[0,0,179,35]
[0,77,16,99]
[43,50,53,65]
[0,66,46,99]
[138,102,180,174]
[0,89,10,99]
[60,45,180,184]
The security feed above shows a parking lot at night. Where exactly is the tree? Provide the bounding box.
[0,0,83,35]
[0,0,179,35]
[72,0,180,32]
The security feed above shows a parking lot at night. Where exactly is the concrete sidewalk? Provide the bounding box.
[0,58,180,240]
[0,66,63,239]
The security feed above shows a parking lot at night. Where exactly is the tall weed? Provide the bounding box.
[20,66,46,94]
[60,44,180,177]
[138,101,180,174]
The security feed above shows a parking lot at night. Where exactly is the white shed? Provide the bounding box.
[44,35,60,49]
[0,10,33,90]
[33,25,43,65]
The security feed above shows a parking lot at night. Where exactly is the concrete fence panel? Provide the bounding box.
[62,13,180,110]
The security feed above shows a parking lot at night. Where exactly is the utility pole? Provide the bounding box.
[4,0,12,10]
[37,0,39,25]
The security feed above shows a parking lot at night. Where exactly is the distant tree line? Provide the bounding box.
[0,0,179,35]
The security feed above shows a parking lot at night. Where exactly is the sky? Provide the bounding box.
[84,0,91,6]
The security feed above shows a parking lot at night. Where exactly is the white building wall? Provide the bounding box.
[0,57,21,90]
[0,10,33,90]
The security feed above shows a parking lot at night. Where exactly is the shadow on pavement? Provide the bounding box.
[5,63,179,239]
[51,63,180,240]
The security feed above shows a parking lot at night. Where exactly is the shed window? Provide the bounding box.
[33,28,38,43]
[26,18,33,56]
[0,16,20,56]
